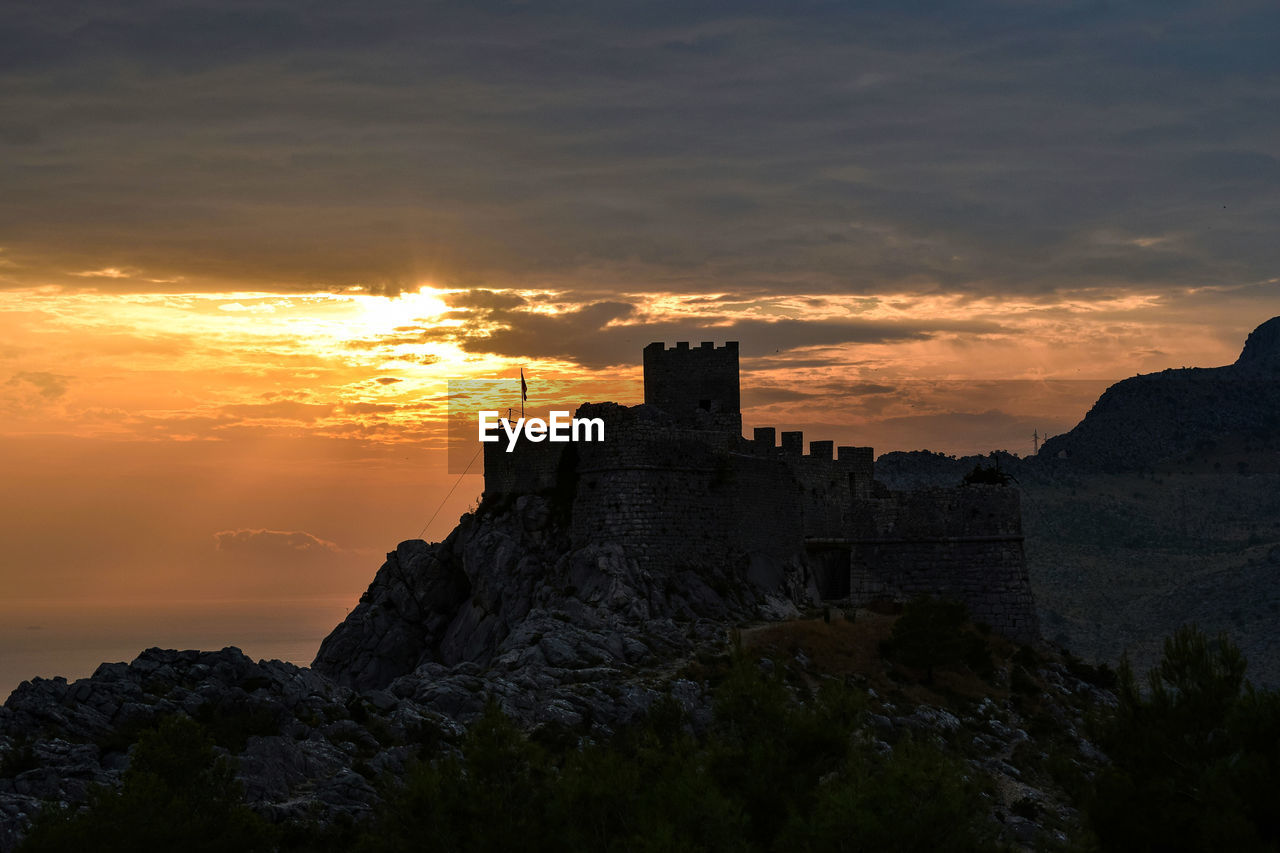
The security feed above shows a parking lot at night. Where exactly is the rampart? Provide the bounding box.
[808,487,1036,641]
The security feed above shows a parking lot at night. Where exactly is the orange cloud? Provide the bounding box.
[7,371,72,400]
[214,528,344,554]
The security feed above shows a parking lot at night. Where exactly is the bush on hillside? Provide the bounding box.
[18,715,272,853]
[1090,625,1280,852]
[882,596,993,683]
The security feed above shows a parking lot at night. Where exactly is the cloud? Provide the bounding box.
[743,380,897,407]
[212,528,342,554]
[438,297,1001,367]
[220,401,334,421]
[343,402,397,414]
[742,385,819,406]
[6,371,71,399]
[0,0,1277,316]
[444,289,528,310]
[218,301,276,313]
[344,335,423,350]
[374,376,402,385]
[72,267,132,279]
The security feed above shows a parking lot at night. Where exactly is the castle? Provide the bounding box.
[483,341,1039,642]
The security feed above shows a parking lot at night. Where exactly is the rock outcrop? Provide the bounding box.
[1,611,1118,852]
[1,494,814,848]
[13,392,963,853]
[0,647,400,848]
[1039,317,1280,471]
[1237,316,1280,370]
[314,493,813,694]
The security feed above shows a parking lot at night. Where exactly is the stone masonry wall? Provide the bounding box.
[725,453,805,564]
[483,437,564,497]
[840,486,1038,642]
[570,404,737,572]
[643,341,741,434]
[745,429,875,538]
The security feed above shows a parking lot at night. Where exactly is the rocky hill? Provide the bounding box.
[0,488,1120,851]
[875,317,1280,689]
[0,493,807,848]
[0,607,1117,851]
[1039,316,1280,472]
[313,491,813,700]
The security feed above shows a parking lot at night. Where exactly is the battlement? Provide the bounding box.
[748,427,875,498]
[643,340,741,434]
[645,341,740,355]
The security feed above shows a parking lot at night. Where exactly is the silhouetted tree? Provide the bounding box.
[882,597,990,683]
[1090,625,1280,852]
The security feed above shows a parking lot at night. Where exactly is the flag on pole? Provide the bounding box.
[520,368,527,402]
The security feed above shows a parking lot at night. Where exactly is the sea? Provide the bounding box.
[0,598,355,701]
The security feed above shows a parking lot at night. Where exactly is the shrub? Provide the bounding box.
[1090,625,1280,851]
[361,654,993,852]
[883,597,991,683]
[778,737,993,852]
[19,715,273,853]
[962,463,1013,486]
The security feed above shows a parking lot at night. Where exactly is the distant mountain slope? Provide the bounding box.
[874,318,1280,688]
[1038,317,1280,472]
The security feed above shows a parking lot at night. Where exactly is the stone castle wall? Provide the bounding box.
[836,487,1038,642]
[570,406,736,571]
[725,453,805,566]
[483,406,876,574]
[482,437,564,496]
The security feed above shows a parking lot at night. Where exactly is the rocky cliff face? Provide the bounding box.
[0,614,1118,853]
[1,495,819,849]
[314,492,816,693]
[1237,316,1280,370]
[1039,317,1280,471]
[0,647,392,849]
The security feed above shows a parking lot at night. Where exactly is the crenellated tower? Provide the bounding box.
[643,340,741,435]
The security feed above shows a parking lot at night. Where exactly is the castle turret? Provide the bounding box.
[643,340,741,434]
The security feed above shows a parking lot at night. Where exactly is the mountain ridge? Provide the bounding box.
[1039,316,1280,471]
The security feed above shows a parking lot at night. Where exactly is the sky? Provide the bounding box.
[2,1,1279,621]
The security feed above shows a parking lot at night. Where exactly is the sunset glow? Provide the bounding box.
[2,0,1278,695]
[1,281,1263,449]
